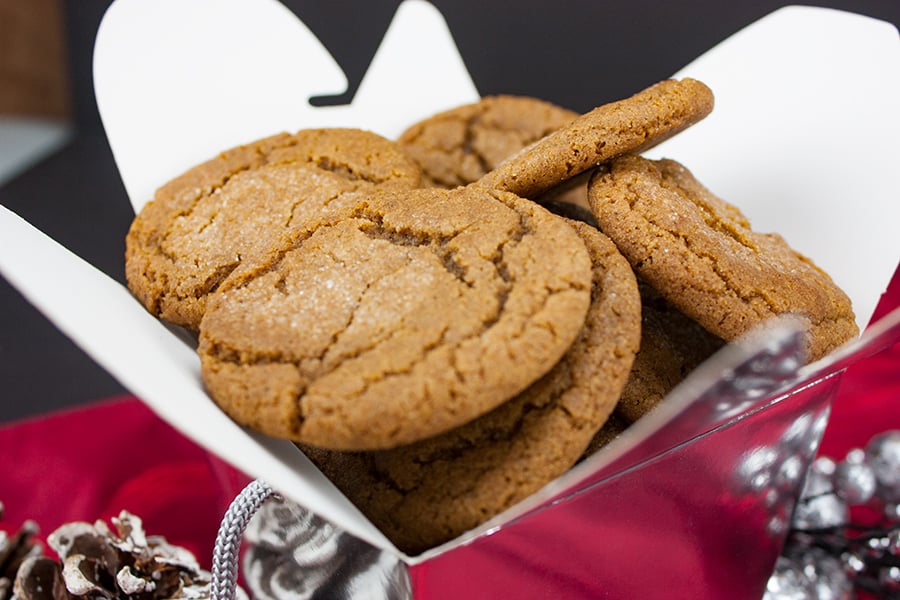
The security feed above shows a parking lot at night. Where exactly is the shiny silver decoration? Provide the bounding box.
[733,407,831,538]
[880,565,900,591]
[833,460,877,504]
[886,503,900,521]
[777,456,847,533]
[767,430,900,599]
[801,458,836,498]
[867,431,900,503]
[763,556,816,600]
[795,547,853,600]
[791,493,849,531]
[242,498,412,600]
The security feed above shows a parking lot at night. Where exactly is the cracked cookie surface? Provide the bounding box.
[300,220,641,554]
[198,186,593,451]
[125,128,422,330]
[398,95,599,213]
[398,95,578,189]
[588,155,859,361]
[477,78,714,200]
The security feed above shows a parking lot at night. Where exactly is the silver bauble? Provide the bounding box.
[763,556,816,600]
[792,492,848,530]
[866,431,900,502]
[879,565,900,591]
[799,547,853,600]
[833,460,877,504]
[800,460,835,501]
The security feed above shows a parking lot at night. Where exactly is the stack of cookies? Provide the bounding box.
[124,79,858,554]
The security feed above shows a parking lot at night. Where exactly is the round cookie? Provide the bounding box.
[125,128,422,330]
[301,220,641,554]
[615,280,725,423]
[198,186,594,451]
[588,155,859,361]
[478,78,714,199]
[397,94,581,191]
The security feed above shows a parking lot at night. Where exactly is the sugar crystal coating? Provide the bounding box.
[301,220,641,553]
[199,186,593,451]
[125,128,422,330]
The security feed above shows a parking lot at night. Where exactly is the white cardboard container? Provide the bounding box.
[1,2,899,597]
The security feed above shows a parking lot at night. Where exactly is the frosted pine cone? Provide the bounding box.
[0,516,43,600]
[11,510,229,600]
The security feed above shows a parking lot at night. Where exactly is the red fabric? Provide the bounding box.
[819,261,900,459]
[0,397,250,567]
[0,263,897,586]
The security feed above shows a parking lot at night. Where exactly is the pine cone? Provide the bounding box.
[11,511,215,600]
[0,514,44,600]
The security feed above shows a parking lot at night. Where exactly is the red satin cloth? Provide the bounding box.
[1,264,898,586]
[0,396,249,565]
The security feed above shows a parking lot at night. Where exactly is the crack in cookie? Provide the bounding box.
[588,155,858,361]
[198,185,593,451]
[299,221,640,554]
[126,128,422,331]
[398,95,580,189]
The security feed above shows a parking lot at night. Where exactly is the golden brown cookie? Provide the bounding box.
[125,128,422,330]
[198,186,593,451]
[615,280,725,423]
[588,155,859,361]
[300,220,641,554]
[397,95,579,188]
[398,94,594,212]
[478,78,714,199]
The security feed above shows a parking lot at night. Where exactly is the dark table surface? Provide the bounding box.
[2,0,898,424]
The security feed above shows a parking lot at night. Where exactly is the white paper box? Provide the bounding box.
[1,3,899,597]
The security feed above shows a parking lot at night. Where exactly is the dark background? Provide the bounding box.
[1,0,898,423]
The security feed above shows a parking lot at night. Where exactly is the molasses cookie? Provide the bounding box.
[478,78,714,199]
[615,280,725,423]
[301,220,641,554]
[397,95,589,210]
[198,186,593,451]
[125,128,422,330]
[398,95,579,189]
[588,155,858,361]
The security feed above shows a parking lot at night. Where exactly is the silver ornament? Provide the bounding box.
[845,448,866,465]
[763,556,816,600]
[841,550,866,575]
[879,565,900,591]
[799,461,835,501]
[776,455,806,493]
[798,547,853,600]
[866,431,900,502]
[773,430,900,600]
[885,502,900,521]
[887,529,900,556]
[833,460,877,504]
[792,492,848,530]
